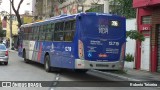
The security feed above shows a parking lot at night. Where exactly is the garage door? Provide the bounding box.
[157,25,160,72]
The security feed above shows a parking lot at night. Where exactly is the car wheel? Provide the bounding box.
[44,55,51,72]
[23,51,29,63]
[4,62,8,65]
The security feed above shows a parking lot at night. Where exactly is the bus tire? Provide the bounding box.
[4,62,8,65]
[75,69,88,73]
[23,50,29,63]
[44,55,51,72]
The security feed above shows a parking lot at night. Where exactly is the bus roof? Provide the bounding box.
[20,12,124,28]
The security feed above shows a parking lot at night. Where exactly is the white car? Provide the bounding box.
[0,44,8,65]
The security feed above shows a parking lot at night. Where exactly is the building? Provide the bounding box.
[6,15,18,39]
[33,0,54,20]
[133,0,160,72]
[33,0,112,19]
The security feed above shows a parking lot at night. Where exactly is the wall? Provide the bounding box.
[32,0,36,16]
[125,18,136,69]
[133,0,160,8]
[6,20,18,39]
[126,18,136,55]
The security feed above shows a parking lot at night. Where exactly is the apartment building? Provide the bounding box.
[133,0,160,73]
[33,0,112,19]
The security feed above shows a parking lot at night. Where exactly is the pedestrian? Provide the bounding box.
[6,39,8,48]
[6,38,9,48]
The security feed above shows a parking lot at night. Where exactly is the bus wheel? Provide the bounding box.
[23,51,29,63]
[4,62,8,65]
[75,69,88,73]
[44,55,51,72]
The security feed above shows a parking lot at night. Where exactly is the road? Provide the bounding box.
[0,51,159,90]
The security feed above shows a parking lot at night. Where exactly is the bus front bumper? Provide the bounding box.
[75,59,124,70]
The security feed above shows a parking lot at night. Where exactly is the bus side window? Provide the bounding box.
[39,26,45,41]
[32,26,37,40]
[71,20,76,30]
[28,27,33,40]
[34,26,39,40]
[24,27,29,40]
[64,20,75,41]
[45,24,52,41]
[54,22,64,41]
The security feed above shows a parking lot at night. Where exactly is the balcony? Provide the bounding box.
[133,0,160,8]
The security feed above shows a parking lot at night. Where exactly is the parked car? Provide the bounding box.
[0,44,8,65]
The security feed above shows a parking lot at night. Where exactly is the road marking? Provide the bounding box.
[50,88,54,90]
[49,73,61,90]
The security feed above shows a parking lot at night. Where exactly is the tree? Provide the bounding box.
[9,0,24,27]
[0,19,3,37]
[110,0,136,18]
[126,30,145,41]
[0,11,9,17]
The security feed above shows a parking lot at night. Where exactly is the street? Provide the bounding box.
[0,51,159,90]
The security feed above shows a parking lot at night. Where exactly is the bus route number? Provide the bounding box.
[65,47,72,51]
[109,41,119,46]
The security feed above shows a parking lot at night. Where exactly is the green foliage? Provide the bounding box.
[125,53,134,62]
[0,30,6,37]
[0,20,4,37]
[110,0,136,18]
[126,30,145,41]
[85,4,104,13]
[86,8,97,12]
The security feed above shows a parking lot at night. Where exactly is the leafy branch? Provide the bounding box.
[126,30,145,41]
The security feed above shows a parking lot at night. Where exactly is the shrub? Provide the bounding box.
[125,53,134,62]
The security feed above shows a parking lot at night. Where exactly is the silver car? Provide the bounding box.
[0,44,8,65]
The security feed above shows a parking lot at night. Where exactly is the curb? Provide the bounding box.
[8,50,18,53]
[90,70,141,81]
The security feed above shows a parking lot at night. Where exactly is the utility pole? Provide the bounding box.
[10,1,12,49]
[0,0,2,5]
[76,0,85,13]
[104,0,109,13]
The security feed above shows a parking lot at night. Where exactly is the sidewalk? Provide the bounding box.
[123,68,160,81]
[92,68,160,81]
[8,49,18,53]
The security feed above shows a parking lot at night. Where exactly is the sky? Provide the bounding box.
[0,0,32,14]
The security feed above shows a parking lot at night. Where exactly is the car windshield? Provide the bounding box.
[0,45,6,50]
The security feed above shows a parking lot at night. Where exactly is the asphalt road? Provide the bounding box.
[0,51,159,90]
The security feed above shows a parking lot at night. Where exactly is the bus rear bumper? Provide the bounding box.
[75,59,124,70]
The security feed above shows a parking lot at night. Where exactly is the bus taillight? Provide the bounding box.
[120,43,125,61]
[78,40,84,59]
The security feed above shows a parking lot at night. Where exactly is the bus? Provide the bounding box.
[18,12,126,72]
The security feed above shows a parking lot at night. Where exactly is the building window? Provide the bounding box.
[142,16,151,24]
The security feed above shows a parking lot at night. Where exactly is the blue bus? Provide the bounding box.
[18,13,126,72]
